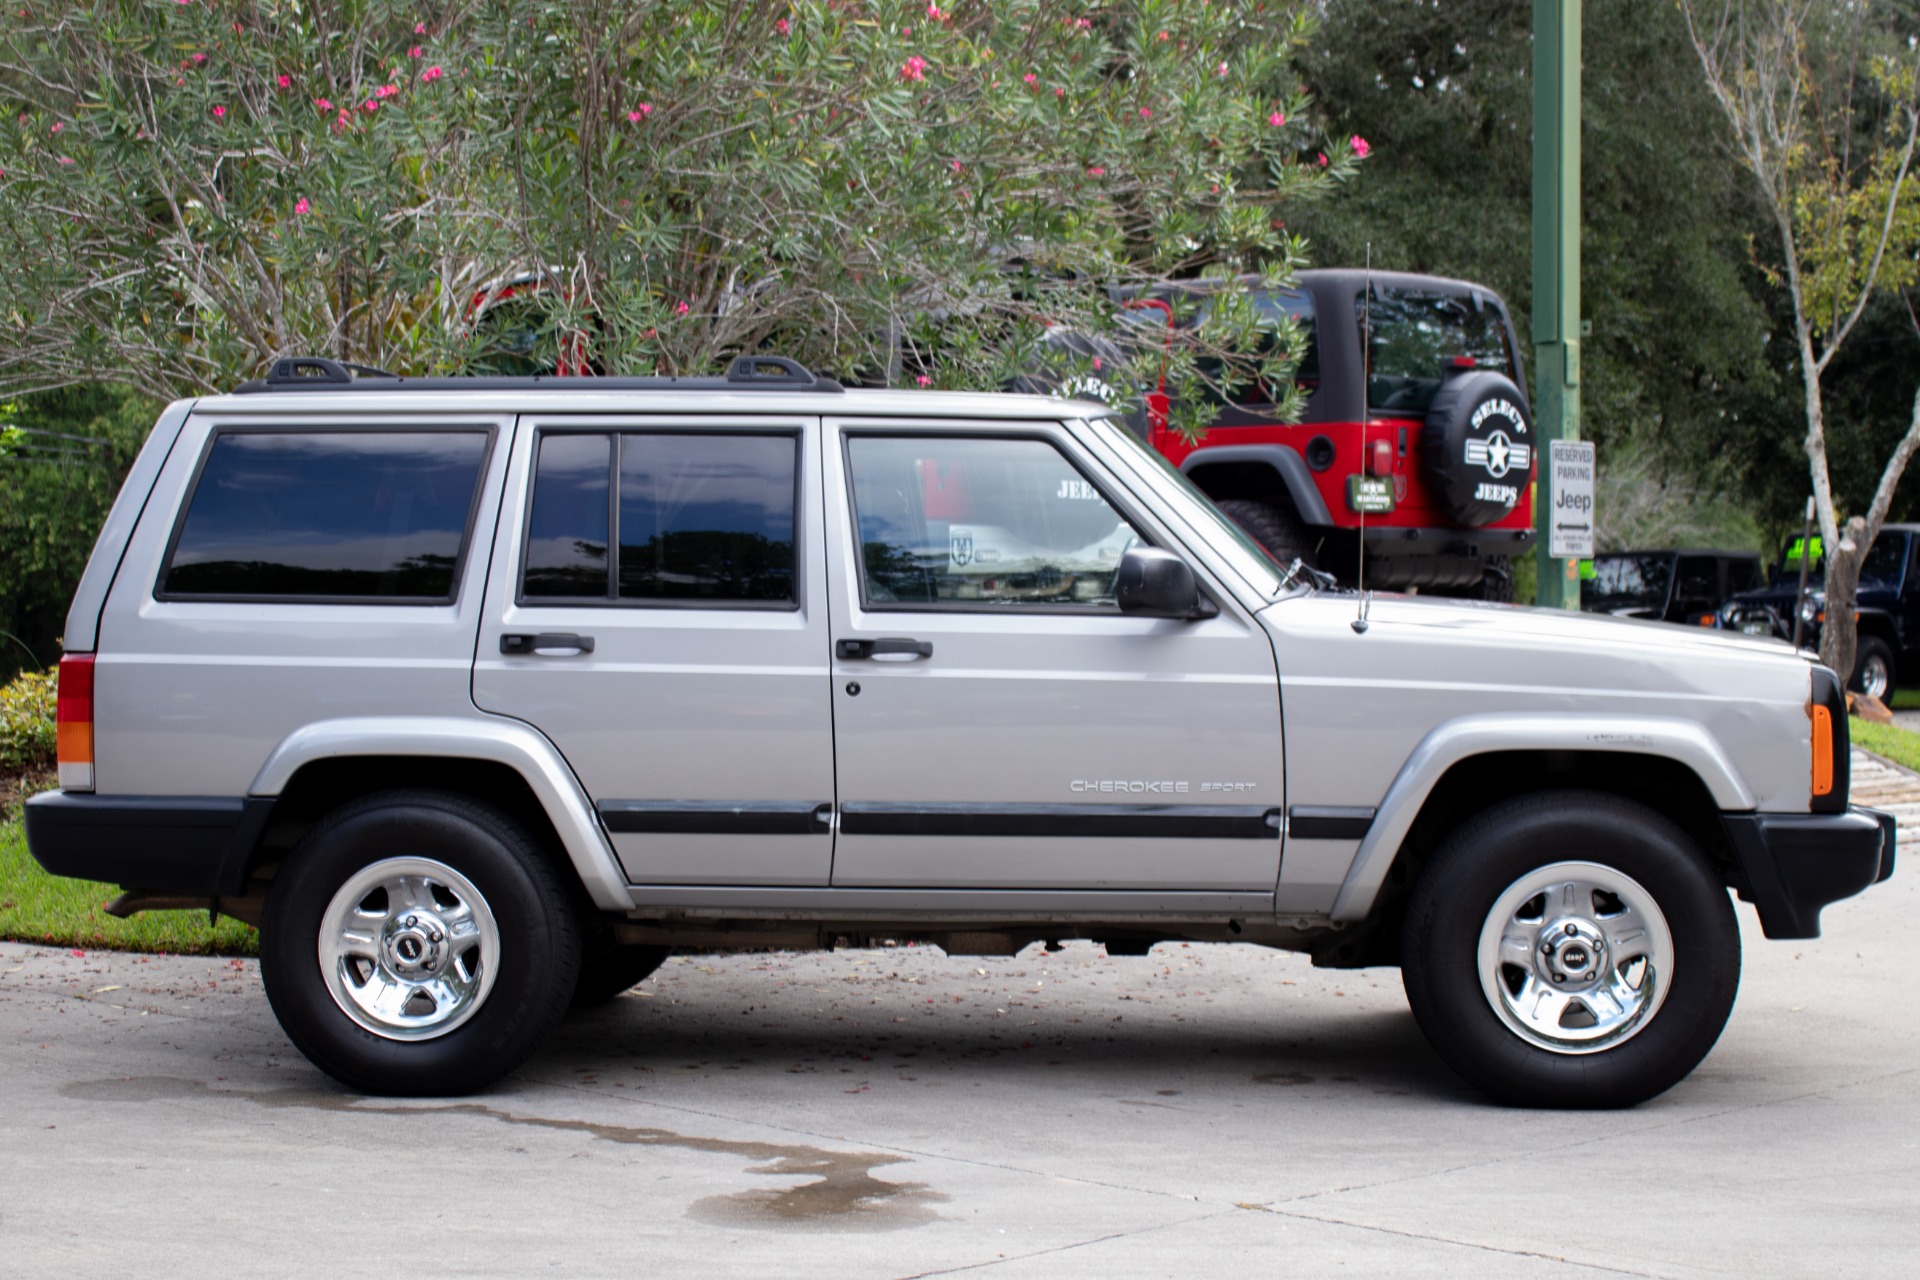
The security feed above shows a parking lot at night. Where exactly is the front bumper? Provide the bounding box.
[22,791,272,896]
[1722,805,1896,939]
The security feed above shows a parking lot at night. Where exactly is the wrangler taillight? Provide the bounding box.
[56,654,95,791]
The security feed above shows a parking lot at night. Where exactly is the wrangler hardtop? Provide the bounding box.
[23,356,1894,1107]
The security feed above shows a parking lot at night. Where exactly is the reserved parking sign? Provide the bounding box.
[1548,440,1595,559]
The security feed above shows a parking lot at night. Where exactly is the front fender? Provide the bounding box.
[1327,713,1756,923]
[249,715,634,911]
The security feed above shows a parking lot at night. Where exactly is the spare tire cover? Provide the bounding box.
[1419,370,1533,527]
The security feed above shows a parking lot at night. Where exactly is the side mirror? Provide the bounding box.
[1116,547,1217,619]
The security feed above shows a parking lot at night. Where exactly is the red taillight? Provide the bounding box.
[56,654,95,791]
[1368,438,1394,477]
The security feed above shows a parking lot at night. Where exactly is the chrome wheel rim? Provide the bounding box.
[1860,652,1891,701]
[318,857,500,1041]
[1476,861,1674,1055]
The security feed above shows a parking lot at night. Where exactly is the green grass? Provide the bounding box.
[1891,689,1920,711]
[0,818,257,955]
[1850,716,1920,773]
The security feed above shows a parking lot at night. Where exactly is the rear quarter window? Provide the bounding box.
[159,428,493,602]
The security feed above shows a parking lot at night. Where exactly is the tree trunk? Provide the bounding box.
[1819,515,1867,683]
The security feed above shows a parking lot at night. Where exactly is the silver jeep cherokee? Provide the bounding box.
[23,356,1895,1107]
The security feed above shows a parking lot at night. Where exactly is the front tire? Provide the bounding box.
[1851,635,1895,702]
[260,789,582,1096]
[1400,790,1739,1108]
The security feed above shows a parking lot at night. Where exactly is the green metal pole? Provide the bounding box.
[1532,0,1581,608]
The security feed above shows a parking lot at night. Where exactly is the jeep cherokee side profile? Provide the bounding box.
[23,356,1894,1107]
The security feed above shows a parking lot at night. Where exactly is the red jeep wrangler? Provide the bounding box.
[1139,269,1535,599]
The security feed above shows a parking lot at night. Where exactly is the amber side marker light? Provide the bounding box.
[1810,701,1834,799]
[56,654,95,791]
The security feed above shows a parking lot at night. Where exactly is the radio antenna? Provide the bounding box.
[1353,243,1373,634]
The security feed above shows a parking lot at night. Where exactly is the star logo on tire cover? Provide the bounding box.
[1466,429,1530,480]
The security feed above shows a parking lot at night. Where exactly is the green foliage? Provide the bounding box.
[0,386,155,679]
[0,669,55,769]
[0,0,1362,431]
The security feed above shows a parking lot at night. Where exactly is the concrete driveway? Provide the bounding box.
[3,761,1915,1277]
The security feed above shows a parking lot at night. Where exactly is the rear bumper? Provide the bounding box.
[1722,805,1896,939]
[22,792,271,896]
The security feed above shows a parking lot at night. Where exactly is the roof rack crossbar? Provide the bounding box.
[265,356,399,385]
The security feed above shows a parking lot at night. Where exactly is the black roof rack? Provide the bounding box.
[234,354,844,394]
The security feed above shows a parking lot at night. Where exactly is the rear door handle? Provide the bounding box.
[836,637,933,660]
[501,632,595,656]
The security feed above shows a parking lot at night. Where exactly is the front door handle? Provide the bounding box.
[836,637,933,660]
[501,632,596,656]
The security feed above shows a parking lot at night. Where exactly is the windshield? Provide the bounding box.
[1093,418,1288,596]
[1778,533,1907,588]
[1361,285,1516,415]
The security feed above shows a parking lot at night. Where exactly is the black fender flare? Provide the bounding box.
[1178,444,1334,527]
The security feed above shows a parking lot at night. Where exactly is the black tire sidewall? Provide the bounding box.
[260,791,580,1095]
[571,939,670,1008]
[1401,791,1739,1108]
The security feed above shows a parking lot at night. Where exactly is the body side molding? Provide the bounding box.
[249,715,635,910]
[1326,713,1757,923]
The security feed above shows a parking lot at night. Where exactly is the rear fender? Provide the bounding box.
[1180,444,1334,526]
[249,716,633,910]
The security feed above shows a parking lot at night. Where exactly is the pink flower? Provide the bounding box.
[211,104,226,118]
[1074,17,1091,29]
[1054,86,1065,98]
[776,16,789,33]
[409,45,422,58]
[926,3,946,19]
[1139,107,1152,119]
[1350,134,1370,159]
[1023,72,1037,86]
[1087,165,1105,176]
[363,98,380,112]
[949,159,964,172]
[1316,152,1328,166]
[191,53,207,64]
[900,55,927,82]
[902,26,911,37]
[414,21,426,34]
[294,197,310,215]
[422,66,443,82]
[675,300,690,315]
[916,375,932,387]
[1217,61,1229,77]
[1156,29,1169,40]
[56,155,74,165]
[49,121,61,133]
[276,73,291,89]
[375,84,398,99]
[1092,356,1102,371]
[1268,111,1285,127]
[315,98,332,111]
[628,103,653,122]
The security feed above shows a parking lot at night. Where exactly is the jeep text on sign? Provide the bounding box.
[1548,440,1595,560]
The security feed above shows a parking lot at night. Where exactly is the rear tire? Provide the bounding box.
[1477,555,1516,602]
[1214,497,1321,575]
[1400,789,1739,1108]
[260,789,582,1096]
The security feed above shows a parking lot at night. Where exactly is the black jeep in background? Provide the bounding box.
[1581,550,1764,626]
[1719,524,1920,701]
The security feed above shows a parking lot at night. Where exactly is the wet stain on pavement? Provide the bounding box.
[62,1077,944,1230]
[1252,1071,1315,1086]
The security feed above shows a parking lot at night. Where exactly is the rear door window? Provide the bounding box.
[160,429,492,601]
[520,431,799,606]
[1362,285,1517,414]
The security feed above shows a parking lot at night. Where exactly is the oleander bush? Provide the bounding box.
[0,668,56,770]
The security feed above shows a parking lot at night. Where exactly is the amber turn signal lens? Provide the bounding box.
[1810,702,1834,798]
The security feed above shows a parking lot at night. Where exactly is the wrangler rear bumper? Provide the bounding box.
[1722,805,1896,939]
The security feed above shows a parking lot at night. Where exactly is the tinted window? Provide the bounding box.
[1780,534,1907,587]
[1362,286,1516,414]
[1582,555,1673,616]
[523,433,611,597]
[163,431,489,600]
[847,436,1142,608]
[1724,558,1762,596]
[521,431,798,605]
[1178,288,1318,412]
[618,435,796,602]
